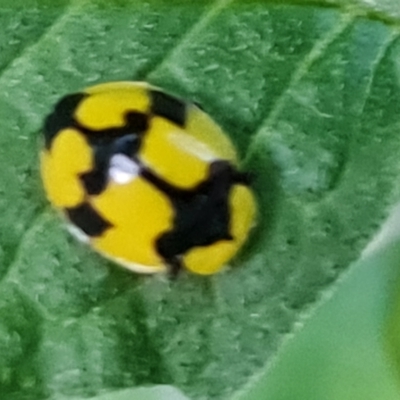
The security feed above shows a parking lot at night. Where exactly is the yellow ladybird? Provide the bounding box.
[40,81,256,276]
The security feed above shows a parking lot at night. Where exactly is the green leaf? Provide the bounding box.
[63,386,190,400]
[238,236,400,400]
[1,1,400,399]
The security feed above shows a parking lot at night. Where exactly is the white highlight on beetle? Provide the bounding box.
[66,223,90,244]
[109,154,140,184]
[170,131,217,162]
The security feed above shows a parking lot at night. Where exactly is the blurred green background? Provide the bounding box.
[237,211,400,400]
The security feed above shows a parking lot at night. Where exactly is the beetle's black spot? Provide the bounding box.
[153,161,241,267]
[80,144,113,195]
[77,111,149,145]
[112,134,141,156]
[80,134,141,195]
[81,144,114,194]
[43,93,87,149]
[125,111,149,134]
[80,169,106,196]
[77,110,147,196]
[66,202,112,237]
[45,90,149,150]
[141,168,192,201]
[150,89,186,127]
[77,111,149,144]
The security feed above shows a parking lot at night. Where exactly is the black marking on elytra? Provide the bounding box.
[150,89,186,127]
[74,109,147,196]
[141,168,193,201]
[145,160,245,269]
[80,168,106,196]
[44,90,149,149]
[125,111,149,134]
[77,110,147,195]
[66,202,112,237]
[76,111,149,146]
[112,134,141,156]
[80,134,141,195]
[79,143,112,195]
[233,170,253,186]
[43,93,87,149]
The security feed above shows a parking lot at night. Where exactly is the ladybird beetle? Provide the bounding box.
[40,81,256,276]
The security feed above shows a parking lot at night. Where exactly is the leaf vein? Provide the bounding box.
[245,12,356,160]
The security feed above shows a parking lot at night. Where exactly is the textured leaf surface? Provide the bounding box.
[1,1,400,399]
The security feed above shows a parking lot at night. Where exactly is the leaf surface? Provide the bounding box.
[1,1,400,399]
